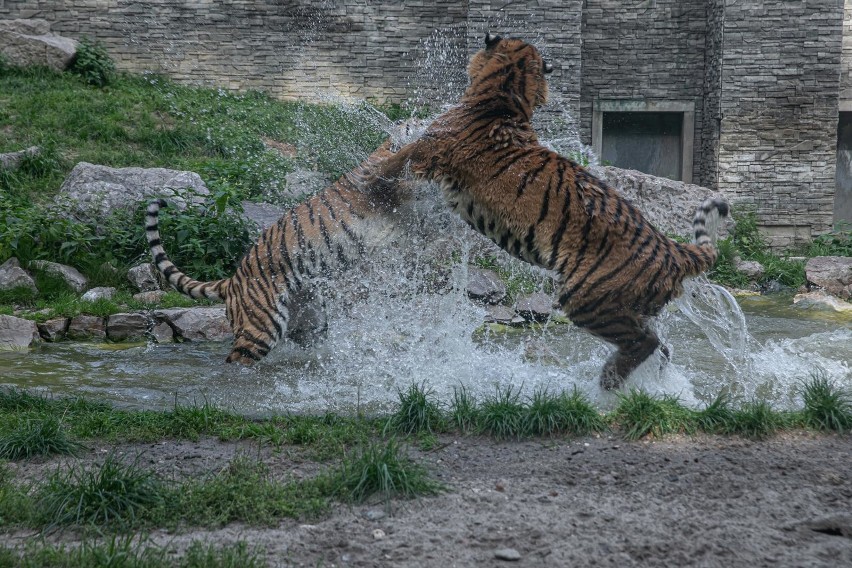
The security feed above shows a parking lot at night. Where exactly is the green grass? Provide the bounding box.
[384,382,445,435]
[728,400,789,439]
[800,372,852,432]
[613,390,695,441]
[478,384,526,440]
[331,438,442,504]
[0,416,84,460]
[0,538,265,568]
[449,385,478,433]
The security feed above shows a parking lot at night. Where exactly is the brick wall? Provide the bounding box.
[716,0,844,247]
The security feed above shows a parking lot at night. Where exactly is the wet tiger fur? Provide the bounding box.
[146,121,423,365]
[374,34,729,389]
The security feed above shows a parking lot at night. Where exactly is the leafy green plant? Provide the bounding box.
[802,222,852,257]
[0,416,84,460]
[613,390,694,440]
[68,36,116,87]
[478,384,526,440]
[694,393,735,433]
[450,385,478,433]
[799,372,852,432]
[728,400,786,439]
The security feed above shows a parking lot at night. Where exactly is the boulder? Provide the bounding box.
[153,307,232,342]
[106,313,149,342]
[0,257,38,294]
[29,260,88,292]
[484,304,516,324]
[0,315,40,350]
[150,321,174,343]
[37,317,69,342]
[128,264,160,292]
[66,315,106,340]
[805,256,852,299]
[734,258,765,281]
[466,267,507,304]
[81,286,116,302]
[58,162,209,220]
[0,19,77,71]
[283,168,333,201]
[592,166,730,239]
[0,146,40,170]
[241,201,287,234]
[514,292,554,323]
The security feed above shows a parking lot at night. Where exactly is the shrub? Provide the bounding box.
[69,37,116,87]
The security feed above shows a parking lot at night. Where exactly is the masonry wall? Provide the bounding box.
[840,0,852,102]
[699,0,725,191]
[579,0,709,184]
[717,0,844,247]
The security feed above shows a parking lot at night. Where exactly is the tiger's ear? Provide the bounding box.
[484,32,501,48]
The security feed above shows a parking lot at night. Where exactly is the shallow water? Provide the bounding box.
[2,287,849,416]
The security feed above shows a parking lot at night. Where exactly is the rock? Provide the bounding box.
[29,260,88,293]
[128,264,160,292]
[361,510,386,521]
[485,304,516,324]
[66,315,106,340]
[149,321,174,343]
[734,258,765,280]
[0,315,40,350]
[37,317,69,342]
[0,146,40,170]
[0,19,77,71]
[793,291,852,315]
[494,548,522,561]
[592,166,730,239]
[371,529,386,540]
[466,267,507,304]
[107,313,149,342]
[283,168,332,200]
[0,257,38,294]
[515,292,554,323]
[133,290,167,304]
[241,201,287,234]
[805,256,852,299]
[153,307,232,341]
[81,286,116,302]
[58,162,209,220]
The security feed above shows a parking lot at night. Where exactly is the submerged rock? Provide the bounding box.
[29,260,88,293]
[0,19,77,70]
[0,315,40,350]
[805,256,852,299]
[793,291,852,316]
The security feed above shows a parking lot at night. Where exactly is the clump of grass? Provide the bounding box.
[385,382,444,435]
[35,453,165,528]
[0,416,84,460]
[0,389,52,413]
[478,384,526,440]
[728,400,786,439]
[173,456,329,526]
[449,385,478,433]
[613,390,694,440]
[332,439,441,504]
[799,373,852,432]
[521,387,606,436]
[695,393,736,434]
[550,388,607,436]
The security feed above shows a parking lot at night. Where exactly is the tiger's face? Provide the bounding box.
[467,33,552,110]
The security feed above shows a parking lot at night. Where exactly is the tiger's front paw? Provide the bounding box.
[599,364,625,391]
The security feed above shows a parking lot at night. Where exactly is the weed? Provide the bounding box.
[449,385,478,433]
[729,400,786,439]
[613,390,694,440]
[332,439,441,504]
[385,382,444,435]
[36,453,165,528]
[478,384,526,440]
[0,416,84,460]
[68,37,116,87]
[694,393,736,433]
[799,372,852,432]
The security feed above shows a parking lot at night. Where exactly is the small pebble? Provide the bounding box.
[494,548,522,561]
[372,528,386,540]
[362,510,386,521]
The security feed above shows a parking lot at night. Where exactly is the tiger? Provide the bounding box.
[146,120,424,365]
[373,33,729,390]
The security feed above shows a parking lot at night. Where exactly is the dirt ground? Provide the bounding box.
[4,433,852,567]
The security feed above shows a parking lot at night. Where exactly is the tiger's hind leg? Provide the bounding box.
[224,283,290,365]
[569,308,662,390]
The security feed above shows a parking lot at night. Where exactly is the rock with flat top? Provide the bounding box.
[29,260,88,292]
[0,258,37,294]
[0,315,40,350]
[805,256,852,299]
[153,307,232,341]
[0,19,77,70]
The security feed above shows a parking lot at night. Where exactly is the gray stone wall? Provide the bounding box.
[699,0,725,190]
[716,0,844,248]
[579,0,708,183]
[840,0,852,102]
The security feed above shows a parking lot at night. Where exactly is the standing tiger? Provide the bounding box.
[374,34,729,389]
[146,120,423,365]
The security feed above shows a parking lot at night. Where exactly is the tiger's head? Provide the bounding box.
[466,33,553,116]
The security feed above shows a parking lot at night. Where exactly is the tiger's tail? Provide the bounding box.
[145,199,229,301]
[677,197,730,275]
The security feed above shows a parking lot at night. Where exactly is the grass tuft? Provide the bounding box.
[614,390,694,440]
[449,385,478,433]
[385,382,444,435]
[695,393,736,434]
[36,453,165,528]
[799,373,852,432]
[332,439,441,504]
[0,416,84,460]
[728,400,786,439]
[478,384,526,440]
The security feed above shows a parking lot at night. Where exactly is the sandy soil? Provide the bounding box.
[4,433,852,567]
